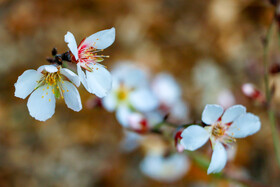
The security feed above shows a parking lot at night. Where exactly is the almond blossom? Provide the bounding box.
[140,152,190,182]
[180,104,261,174]
[151,73,189,123]
[120,130,143,152]
[102,63,159,127]
[14,65,82,121]
[242,83,265,104]
[64,28,115,97]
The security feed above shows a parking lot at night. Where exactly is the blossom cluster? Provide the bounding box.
[102,63,188,133]
[100,63,261,178]
[15,28,115,121]
[14,27,262,180]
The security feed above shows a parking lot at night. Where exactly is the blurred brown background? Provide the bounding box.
[0,0,279,186]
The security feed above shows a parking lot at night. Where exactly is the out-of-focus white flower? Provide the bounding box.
[242,83,256,97]
[152,73,188,123]
[193,60,235,110]
[64,28,115,97]
[227,145,237,161]
[174,128,185,153]
[120,130,142,152]
[217,89,235,109]
[181,104,261,174]
[140,152,190,182]
[242,83,265,104]
[102,63,159,127]
[14,65,82,121]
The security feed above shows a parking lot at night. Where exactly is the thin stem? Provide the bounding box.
[152,121,200,131]
[263,21,280,167]
[152,121,178,130]
[263,22,273,103]
[268,108,280,166]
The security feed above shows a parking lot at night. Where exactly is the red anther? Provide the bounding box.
[174,129,184,152]
[137,119,149,133]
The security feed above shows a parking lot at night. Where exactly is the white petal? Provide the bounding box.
[129,88,159,112]
[64,31,78,60]
[145,111,164,128]
[227,145,237,161]
[111,63,148,88]
[61,68,80,87]
[14,70,43,99]
[120,130,142,152]
[202,104,224,125]
[77,64,89,90]
[102,92,117,112]
[226,113,261,138]
[169,100,189,122]
[27,85,56,121]
[128,112,147,131]
[222,105,246,123]
[80,27,115,50]
[85,64,112,98]
[116,106,132,127]
[140,153,189,182]
[217,89,236,109]
[207,141,227,174]
[152,73,181,106]
[180,125,210,151]
[62,81,82,112]
[242,83,256,97]
[37,65,58,73]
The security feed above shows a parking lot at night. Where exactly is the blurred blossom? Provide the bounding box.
[152,73,181,107]
[127,112,149,133]
[174,127,185,153]
[217,89,236,109]
[14,65,81,121]
[85,97,102,109]
[120,130,142,152]
[102,63,159,128]
[65,28,115,97]
[242,83,265,104]
[193,60,233,110]
[152,73,189,123]
[140,152,190,182]
[227,145,237,161]
[181,104,261,174]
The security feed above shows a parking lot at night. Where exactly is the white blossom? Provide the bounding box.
[14,65,82,121]
[64,28,115,97]
[140,152,190,182]
[180,104,261,174]
[152,73,189,123]
[102,63,159,127]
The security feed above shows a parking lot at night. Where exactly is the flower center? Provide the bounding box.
[36,70,68,99]
[211,122,225,138]
[210,121,236,146]
[79,46,109,64]
[44,72,60,86]
[116,86,130,101]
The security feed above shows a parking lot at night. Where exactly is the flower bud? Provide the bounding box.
[242,83,265,103]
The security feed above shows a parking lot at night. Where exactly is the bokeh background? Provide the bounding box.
[0,0,279,186]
